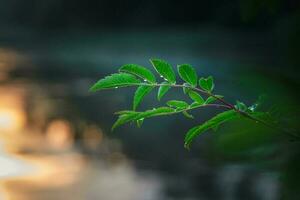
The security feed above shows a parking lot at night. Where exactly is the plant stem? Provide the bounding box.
[154,103,231,117]
[136,82,300,140]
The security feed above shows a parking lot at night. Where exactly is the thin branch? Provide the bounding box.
[152,103,231,118]
[133,82,300,140]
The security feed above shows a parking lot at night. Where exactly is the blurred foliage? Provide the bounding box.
[212,104,300,199]
[208,67,300,199]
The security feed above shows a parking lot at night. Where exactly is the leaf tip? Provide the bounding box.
[89,83,98,92]
[184,142,191,150]
[149,58,157,64]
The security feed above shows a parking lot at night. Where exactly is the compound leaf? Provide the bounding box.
[119,64,156,83]
[178,64,198,87]
[90,73,140,92]
[150,59,176,84]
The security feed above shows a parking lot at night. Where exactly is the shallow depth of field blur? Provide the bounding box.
[0,1,299,200]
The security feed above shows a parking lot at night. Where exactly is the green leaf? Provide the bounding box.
[205,95,224,104]
[136,107,175,119]
[188,91,204,104]
[90,73,141,92]
[150,59,176,84]
[115,110,136,115]
[199,76,214,92]
[119,64,156,83]
[133,85,154,110]
[182,111,194,119]
[157,82,171,101]
[167,100,189,109]
[205,96,216,104]
[112,107,176,130]
[235,101,248,111]
[136,118,144,128]
[190,102,202,108]
[112,112,140,131]
[184,110,239,149]
[182,83,192,94]
[177,64,198,87]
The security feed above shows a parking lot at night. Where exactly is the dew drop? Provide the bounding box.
[115,87,118,89]
[144,79,147,82]
[160,75,163,78]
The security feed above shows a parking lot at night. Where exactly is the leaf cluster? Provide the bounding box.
[90,59,271,149]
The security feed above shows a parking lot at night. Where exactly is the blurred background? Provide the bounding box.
[0,0,299,199]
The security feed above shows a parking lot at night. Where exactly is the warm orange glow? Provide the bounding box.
[45,120,74,150]
[0,87,26,133]
[0,48,27,71]
[83,125,103,149]
[0,153,86,200]
[0,108,25,132]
